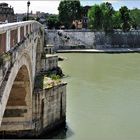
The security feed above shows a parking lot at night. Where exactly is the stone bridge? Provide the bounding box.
[0,21,44,133]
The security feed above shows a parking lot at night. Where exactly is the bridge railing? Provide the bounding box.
[0,21,43,86]
[0,21,42,53]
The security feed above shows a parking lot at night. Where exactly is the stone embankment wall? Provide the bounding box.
[46,30,140,49]
[33,82,67,136]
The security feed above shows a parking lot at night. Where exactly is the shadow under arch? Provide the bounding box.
[0,65,33,132]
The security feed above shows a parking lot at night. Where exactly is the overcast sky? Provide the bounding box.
[1,0,140,14]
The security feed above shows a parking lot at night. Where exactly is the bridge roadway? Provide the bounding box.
[0,21,44,133]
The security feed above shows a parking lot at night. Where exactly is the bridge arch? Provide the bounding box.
[0,52,33,130]
[0,64,32,131]
[7,65,31,107]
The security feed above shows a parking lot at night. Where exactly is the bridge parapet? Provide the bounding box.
[0,21,42,53]
[0,21,44,87]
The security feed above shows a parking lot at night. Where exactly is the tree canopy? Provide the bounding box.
[47,15,60,29]
[88,4,103,30]
[119,6,131,32]
[58,0,82,28]
[112,11,121,29]
[87,2,140,32]
[130,8,140,29]
[88,2,114,32]
[100,2,114,32]
[56,1,140,31]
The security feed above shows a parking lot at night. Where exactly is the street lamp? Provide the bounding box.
[27,1,30,20]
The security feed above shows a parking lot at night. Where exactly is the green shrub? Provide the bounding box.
[50,74,60,80]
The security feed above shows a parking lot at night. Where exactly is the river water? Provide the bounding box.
[50,53,140,140]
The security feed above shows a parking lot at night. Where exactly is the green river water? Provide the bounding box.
[52,53,140,140]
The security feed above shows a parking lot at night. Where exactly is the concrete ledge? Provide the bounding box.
[56,48,140,53]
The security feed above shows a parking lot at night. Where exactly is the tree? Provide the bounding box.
[112,11,121,29]
[100,2,114,32]
[47,15,60,29]
[119,6,131,32]
[58,0,82,28]
[88,2,114,32]
[130,8,140,29]
[88,4,103,30]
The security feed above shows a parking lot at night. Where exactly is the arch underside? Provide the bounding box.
[0,65,33,131]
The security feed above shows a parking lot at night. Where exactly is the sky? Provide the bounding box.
[0,0,140,14]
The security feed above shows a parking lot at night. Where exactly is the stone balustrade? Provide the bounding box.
[0,21,41,53]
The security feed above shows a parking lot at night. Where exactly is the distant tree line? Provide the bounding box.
[24,0,140,31]
[57,0,140,32]
[88,2,140,32]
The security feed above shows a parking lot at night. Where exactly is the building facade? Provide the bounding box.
[0,3,15,23]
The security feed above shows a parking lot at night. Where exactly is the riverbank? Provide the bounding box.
[56,48,140,53]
